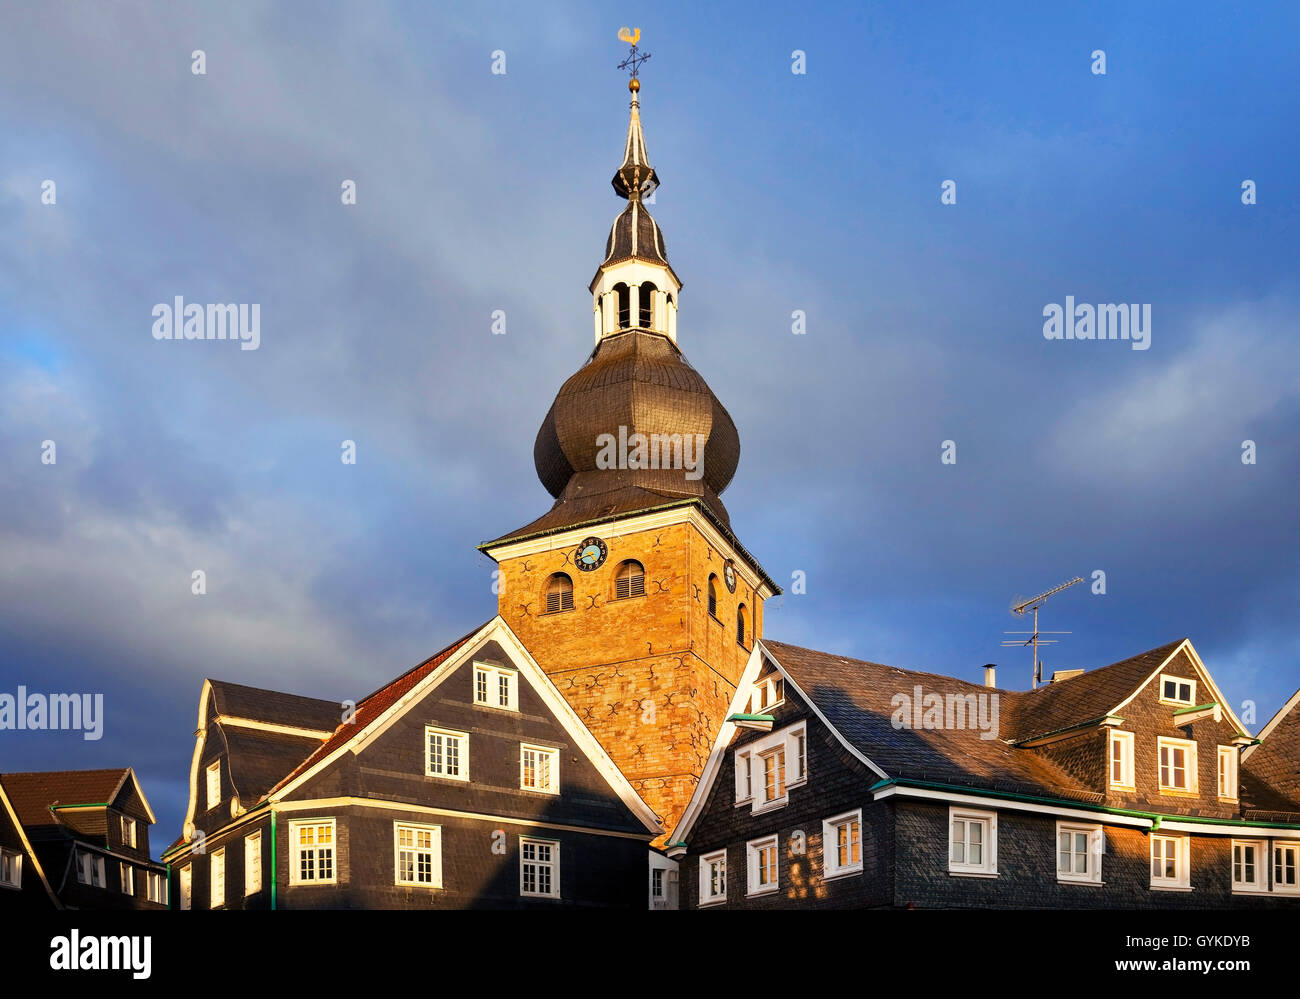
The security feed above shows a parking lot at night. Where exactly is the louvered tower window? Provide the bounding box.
[545,573,574,613]
[614,282,630,328]
[615,560,645,599]
[639,282,657,328]
[736,604,748,647]
[707,575,718,618]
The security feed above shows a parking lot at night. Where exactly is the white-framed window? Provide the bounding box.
[1150,834,1190,889]
[120,862,134,896]
[289,818,337,885]
[1056,822,1103,884]
[651,868,665,899]
[746,835,779,896]
[734,722,807,813]
[1217,746,1238,800]
[699,849,727,905]
[426,726,468,780]
[1109,730,1135,790]
[0,847,22,888]
[519,837,559,898]
[210,848,225,908]
[1274,842,1300,894]
[823,810,863,878]
[120,814,137,849]
[1158,674,1196,706]
[734,750,753,803]
[205,761,221,810]
[750,676,784,714]
[520,744,559,793]
[1157,737,1198,793]
[394,822,443,888]
[1231,839,1267,893]
[949,807,997,876]
[147,870,167,904]
[178,866,192,910]
[473,663,518,711]
[77,850,105,887]
[245,831,262,896]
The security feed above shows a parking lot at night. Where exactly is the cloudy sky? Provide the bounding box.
[2,1,1297,851]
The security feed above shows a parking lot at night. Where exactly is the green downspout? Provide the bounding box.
[270,809,277,911]
[166,862,171,910]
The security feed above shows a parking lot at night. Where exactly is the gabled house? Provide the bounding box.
[163,616,663,908]
[0,768,166,910]
[667,637,1300,908]
[1242,688,1300,812]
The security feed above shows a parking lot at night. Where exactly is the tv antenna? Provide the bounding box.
[1002,576,1083,689]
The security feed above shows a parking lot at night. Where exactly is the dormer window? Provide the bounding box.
[1159,674,1196,706]
[544,573,574,613]
[120,814,137,849]
[750,676,784,714]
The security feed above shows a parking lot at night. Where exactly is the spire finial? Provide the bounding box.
[612,28,658,201]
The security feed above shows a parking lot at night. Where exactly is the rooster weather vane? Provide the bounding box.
[617,26,650,82]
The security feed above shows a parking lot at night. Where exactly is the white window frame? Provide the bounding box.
[750,676,785,714]
[1149,834,1191,890]
[0,847,22,889]
[1273,842,1300,895]
[823,809,863,879]
[473,663,518,711]
[179,866,192,910]
[1217,746,1238,801]
[146,870,167,904]
[394,821,443,888]
[1158,674,1196,706]
[519,837,560,899]
[77,850,105,887]
[205,761,221,810]
[1055,822,1103,884]
[948,807,997,877]
[746,834,780,896]
[1230,838,1267,894]
[699,849,727,906]
[245,831,262,896]
[120,814,137,849]
[734,750,753,804]
[520,743,559,794]
[120,861,134,896]
[1109,730,1135,790]
[1157,737,1198,793]
[210,848,225,908]
[790,728,808,786]
[288,818,337,886]
[736,722,807,814]
[425,726,469,781]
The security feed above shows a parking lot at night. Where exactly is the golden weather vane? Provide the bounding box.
[617,27,650,88]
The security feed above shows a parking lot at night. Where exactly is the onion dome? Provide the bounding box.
[602,199,669,268]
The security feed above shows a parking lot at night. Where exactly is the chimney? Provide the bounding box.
[983,664,997,688]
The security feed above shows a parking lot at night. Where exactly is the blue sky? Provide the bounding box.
[1,0,1298,853]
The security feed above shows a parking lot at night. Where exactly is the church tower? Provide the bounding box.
[479,65,778,841]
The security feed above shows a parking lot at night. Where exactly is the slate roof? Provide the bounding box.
[0,768,133,837]
[1243,690,1300,805]
[208,679,340,732]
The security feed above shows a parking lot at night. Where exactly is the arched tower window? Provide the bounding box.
[615,560,645,599]
[639,282,657,329]
[545,573,574,613]
[707,575,719,618]
[614,283,630,328]
[736,604,748,647]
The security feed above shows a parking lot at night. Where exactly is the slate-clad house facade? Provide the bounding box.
[164,617,661,909]
[0,768,166,910]
[669,637,1300,908]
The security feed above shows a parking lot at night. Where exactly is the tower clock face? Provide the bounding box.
[575,537,608,571]
[723,560,737,593]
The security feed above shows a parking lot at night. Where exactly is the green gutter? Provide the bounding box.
[870,777,1300,830]
[270,808,277,911]
[727,713,776,723]
[49,801,110,810]
[1173,703,1218,715]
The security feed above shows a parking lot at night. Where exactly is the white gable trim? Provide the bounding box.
[668,640,891,848]
[180,679,216,841]
[1243,687,1300,762]
[215,716,334,739]
[0,780,62,908]
[270,617,662,835]
[1111,639,1252,739]
[106,768,158,826]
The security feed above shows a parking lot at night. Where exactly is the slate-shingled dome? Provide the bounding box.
[533,330,740,525]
